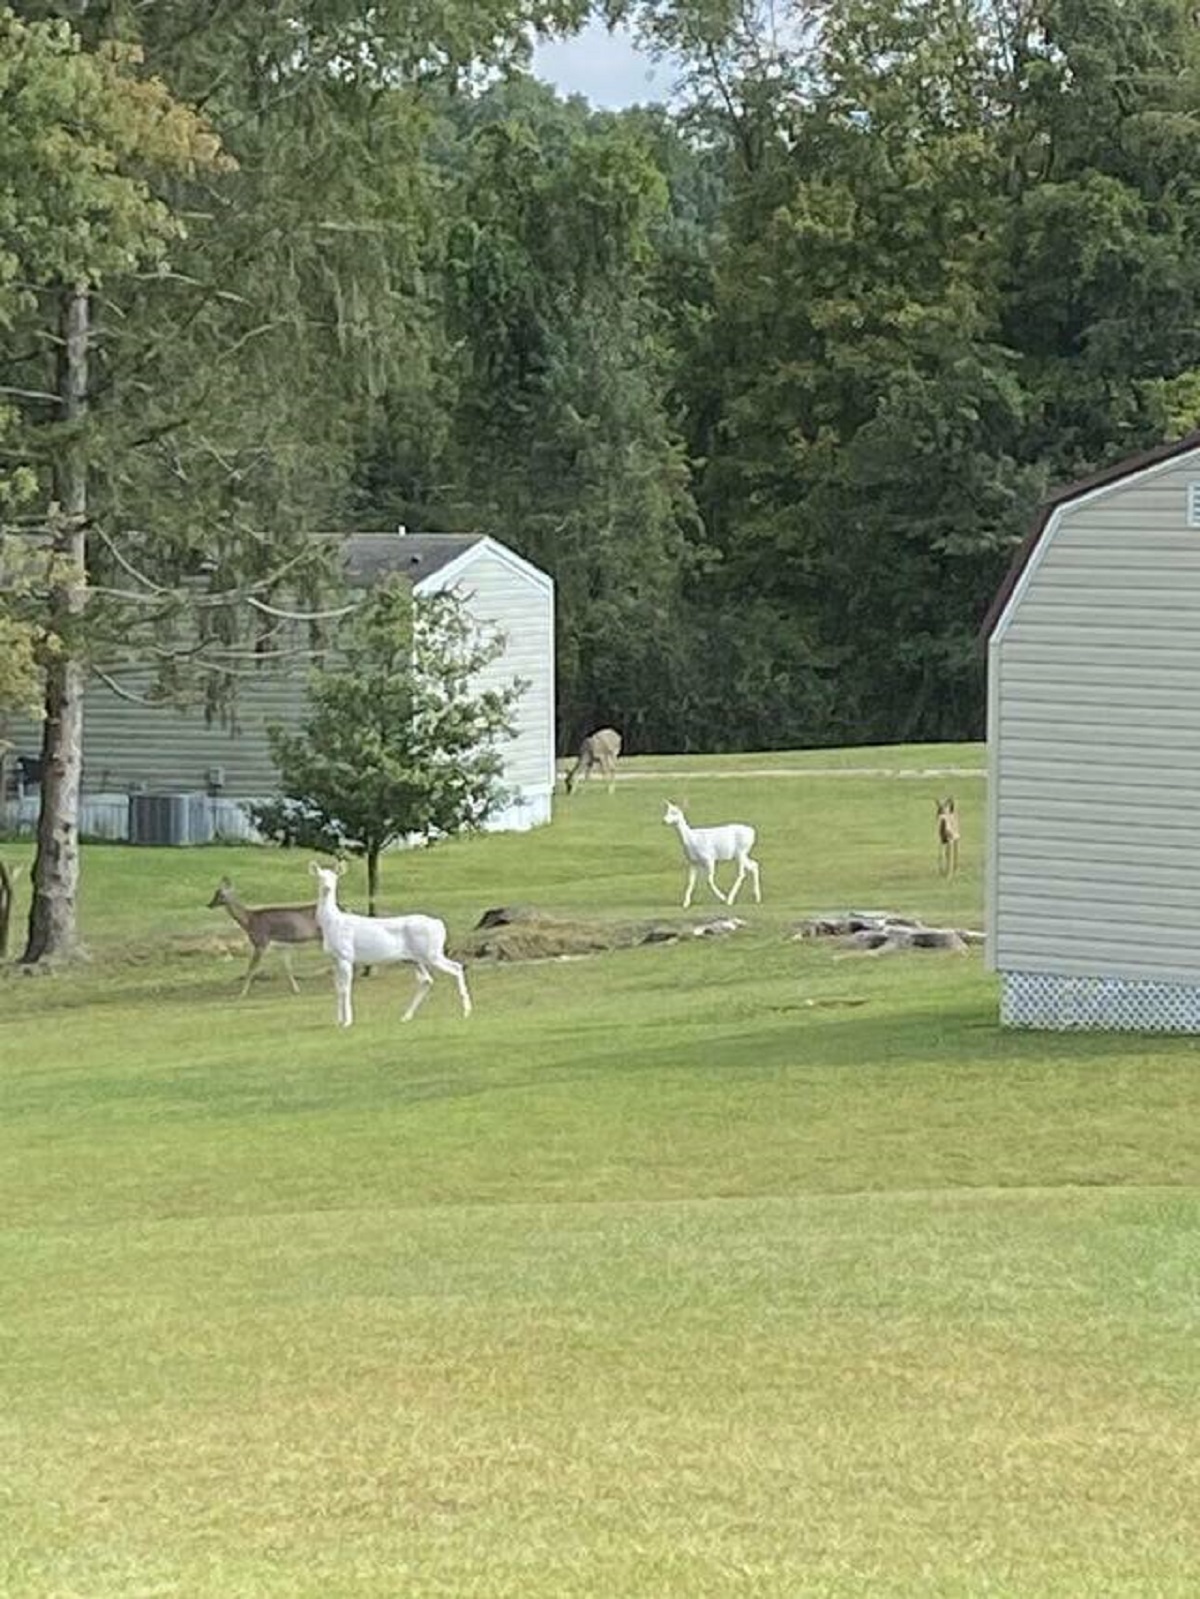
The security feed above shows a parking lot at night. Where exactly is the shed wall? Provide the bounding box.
[990,452,1200,983]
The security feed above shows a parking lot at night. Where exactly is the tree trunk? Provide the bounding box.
[366,847,380,918]
[23,282,89,965]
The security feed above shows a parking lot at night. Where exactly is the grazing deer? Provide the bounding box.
[663,801,762,909]
[309,861,471,1028]
[207,877,320,997]
[936,797,960,878]
[564,727,622,794]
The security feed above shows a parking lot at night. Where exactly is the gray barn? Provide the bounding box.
[984,430,1200,1031]
[2,531,556,842]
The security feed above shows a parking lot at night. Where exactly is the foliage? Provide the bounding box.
[0,8,227,718]
[0,539,59,717]
[9,0,1200,776]
[431,80,701,747]
[632,0,1200,747]
[251,583,525,906]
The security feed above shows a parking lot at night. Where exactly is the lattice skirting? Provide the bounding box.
[1001,969,1200,1033]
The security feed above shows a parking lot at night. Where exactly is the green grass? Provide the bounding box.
[2,748,1198,1597]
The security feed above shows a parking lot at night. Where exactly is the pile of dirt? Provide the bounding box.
[456,905,745,963]
[120,932,243,967]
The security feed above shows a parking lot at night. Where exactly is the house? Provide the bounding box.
[983,430,1200,1031]
[1,532,555,843]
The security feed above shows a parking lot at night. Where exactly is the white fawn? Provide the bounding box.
[936,797,960,878]
[662,801,762,909]
[565,728,622,794]
[309,861,471,1029]
[207,877,320,996]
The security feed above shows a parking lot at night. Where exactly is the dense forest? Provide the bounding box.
[5,0,1200,764]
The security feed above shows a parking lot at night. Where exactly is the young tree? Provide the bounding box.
[252,583,525,913]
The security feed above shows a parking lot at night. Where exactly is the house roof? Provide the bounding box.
[981,429,1200,641]
[339,532,484,587]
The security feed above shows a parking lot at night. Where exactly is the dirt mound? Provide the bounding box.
[456,907,744,963]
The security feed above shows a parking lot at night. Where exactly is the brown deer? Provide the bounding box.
[207,878,320,996]
[936,798,960,878]
[564,728,622,794]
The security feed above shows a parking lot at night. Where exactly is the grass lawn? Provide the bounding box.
[1,747,1198,1597]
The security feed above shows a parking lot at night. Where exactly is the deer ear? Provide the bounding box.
[336,859,347,877]
[308,861,321,877]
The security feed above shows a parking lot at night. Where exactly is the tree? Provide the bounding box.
[252,583,525,913]
[990,0,1200,474]
[431,81,700,750]
[0,10,232,960]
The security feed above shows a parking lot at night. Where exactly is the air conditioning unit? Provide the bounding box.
[129,791,220,845]
[129,793,191,846]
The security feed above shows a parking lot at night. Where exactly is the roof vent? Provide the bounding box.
[1188,483,1200,528]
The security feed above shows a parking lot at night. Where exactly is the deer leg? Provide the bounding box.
[748,857,762,903]
[403,964,434,1022]
[334,957,354,1027]
[432,952,473,1018]
[683,866,697,909]
[705,865,728,904]
[727,862,746,905]
[282,948,300,995]
[240,945,264,997]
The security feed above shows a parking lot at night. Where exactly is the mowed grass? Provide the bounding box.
[1,747,1198,1597]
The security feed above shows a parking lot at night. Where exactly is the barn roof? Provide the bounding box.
[981,429,1200,641]
[339,532,484,587]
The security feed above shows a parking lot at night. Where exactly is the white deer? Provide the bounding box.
[662,801,762,909]
[309,861,472,1028]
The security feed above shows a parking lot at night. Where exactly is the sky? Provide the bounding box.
[531,20,677,109]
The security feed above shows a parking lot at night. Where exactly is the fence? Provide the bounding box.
[0,793,263,844]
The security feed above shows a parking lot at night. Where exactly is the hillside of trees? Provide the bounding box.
[5,0,1200,760]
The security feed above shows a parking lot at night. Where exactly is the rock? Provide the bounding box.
[692,918,746,937]
[474,905,540,930]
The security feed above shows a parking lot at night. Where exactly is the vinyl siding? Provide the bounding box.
[3,539,555,813]
[416,541,554,794]
[2,634,313,799]
[991,452,1200,979]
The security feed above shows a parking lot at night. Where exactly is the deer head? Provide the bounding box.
[308,860,346,900]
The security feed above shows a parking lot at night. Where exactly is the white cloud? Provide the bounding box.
[532,20,677,109]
